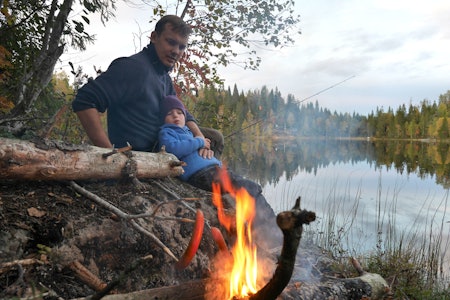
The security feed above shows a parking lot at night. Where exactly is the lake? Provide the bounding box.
[222,138,450,277]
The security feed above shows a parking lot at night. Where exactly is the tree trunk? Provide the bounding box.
[0,138,183,180]
[7,0,73,135]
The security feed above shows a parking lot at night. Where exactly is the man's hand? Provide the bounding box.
[199,147,214,159]
[186,121,215,159]
[199,138,214,158]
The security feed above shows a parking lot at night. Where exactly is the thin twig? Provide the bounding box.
[152,179,197,214]
[69,181,179,262]
[90,255,153,300]
[0,258,44,274]
[151,198,202,217]
[152,179,214,229]
[129,219,178,261]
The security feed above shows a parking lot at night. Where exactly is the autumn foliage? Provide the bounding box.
[0,45,13,113]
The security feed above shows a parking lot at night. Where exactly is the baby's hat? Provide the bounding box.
[160,95,186,120]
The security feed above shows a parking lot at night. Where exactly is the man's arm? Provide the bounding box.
[76,108,113,148]
[186,120,213,158]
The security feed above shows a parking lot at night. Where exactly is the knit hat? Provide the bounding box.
[160,95,187,121]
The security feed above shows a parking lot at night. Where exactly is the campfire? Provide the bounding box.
[209,168,260,299]
[204,168,317,300]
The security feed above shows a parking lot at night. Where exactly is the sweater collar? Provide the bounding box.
[144,43,173,73]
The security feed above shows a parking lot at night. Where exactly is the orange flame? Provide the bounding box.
[211,167,259,299]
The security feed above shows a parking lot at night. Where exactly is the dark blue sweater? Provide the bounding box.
[159,124,221,181]
[72,44,195,151]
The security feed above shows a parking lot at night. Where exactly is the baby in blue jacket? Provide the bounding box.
[158,95,281,248]
[158,95,222,184]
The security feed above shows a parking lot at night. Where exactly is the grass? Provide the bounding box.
[301,177,450,299]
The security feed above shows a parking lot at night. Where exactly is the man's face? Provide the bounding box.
[151,24,189,67]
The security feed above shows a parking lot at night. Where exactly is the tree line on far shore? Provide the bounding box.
[0,70,449,143]
[186,84,450,141]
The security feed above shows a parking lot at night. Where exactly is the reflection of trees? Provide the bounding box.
[223,138,450,189]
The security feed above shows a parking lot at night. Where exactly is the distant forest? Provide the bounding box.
[3,72,448,144]
[185,85,450,141]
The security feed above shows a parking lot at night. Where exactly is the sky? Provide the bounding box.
[58,0,450,115]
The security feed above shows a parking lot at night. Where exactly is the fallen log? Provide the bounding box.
[0,138,183,180]
[95,267,390,300]
[281,271,391,299]
[89,264,390,300]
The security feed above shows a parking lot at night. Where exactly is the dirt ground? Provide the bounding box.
[0,176,345,299]
[0,177,232,299]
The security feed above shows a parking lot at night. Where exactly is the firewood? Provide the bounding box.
[0,137,183,180]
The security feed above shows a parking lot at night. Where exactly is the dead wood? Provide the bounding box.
[68,261,107,292]
[69,181,179,262]
[281,272,391,299]
[249,196,316,300]
[278,257,391,300]
[0,258,43,275]
[0,137,183,180]
[86,279,209,300]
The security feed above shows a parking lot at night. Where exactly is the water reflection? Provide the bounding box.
[222,138,450,277]
[222,138,450,190]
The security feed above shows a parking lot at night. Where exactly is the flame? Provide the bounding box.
[211,167,259,299]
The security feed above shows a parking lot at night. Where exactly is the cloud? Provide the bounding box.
[58,0,450,116]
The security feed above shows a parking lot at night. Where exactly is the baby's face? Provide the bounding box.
[165,108,186,127]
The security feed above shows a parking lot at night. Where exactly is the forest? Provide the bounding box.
[1,68,450,144]
[0,0,448,143]
[184,85,450,141]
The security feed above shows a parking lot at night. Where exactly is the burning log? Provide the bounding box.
[0,138,183,180]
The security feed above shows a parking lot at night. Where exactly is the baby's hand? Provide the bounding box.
[203,138,211,150]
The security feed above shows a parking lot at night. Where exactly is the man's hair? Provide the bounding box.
[154,15,192,38]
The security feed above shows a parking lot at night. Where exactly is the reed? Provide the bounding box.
[302,178,450,299]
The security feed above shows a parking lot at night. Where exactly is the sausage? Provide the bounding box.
[175,209,205,270]
[211,226,228,252]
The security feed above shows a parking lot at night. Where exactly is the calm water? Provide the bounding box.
[263,160,449,253]
[223,138,450,269]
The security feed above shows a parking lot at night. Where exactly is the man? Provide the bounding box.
[72,15,223,158]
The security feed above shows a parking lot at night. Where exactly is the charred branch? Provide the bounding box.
[249,197,316,300]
